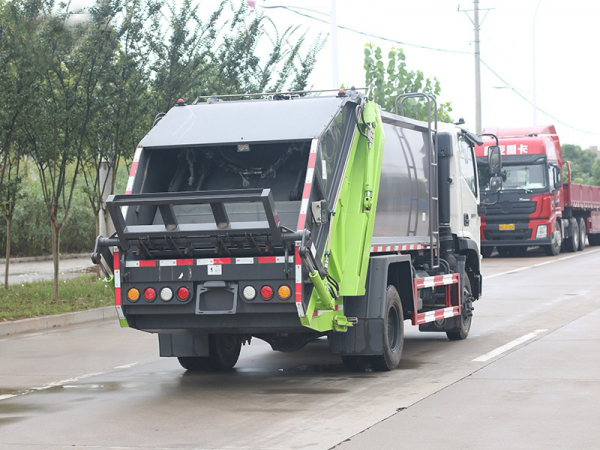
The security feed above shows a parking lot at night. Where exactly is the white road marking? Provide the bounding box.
[114,362,139,369]
[473,329,547,362]
[0,371,106,402]
[483,248,600,280]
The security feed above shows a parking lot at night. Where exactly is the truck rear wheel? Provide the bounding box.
[369,285,404,371]
[446,276,473,341]
[563,218,579,253]
[178,334,242,371]
[578,218,586,251]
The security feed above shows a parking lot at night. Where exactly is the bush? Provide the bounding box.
[0,177,96,257]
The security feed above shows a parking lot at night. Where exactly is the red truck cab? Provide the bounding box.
[475,125,600,256]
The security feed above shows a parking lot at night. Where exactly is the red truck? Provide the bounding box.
[475,125,600,257]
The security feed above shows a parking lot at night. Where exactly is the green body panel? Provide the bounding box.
[300,100,385,332]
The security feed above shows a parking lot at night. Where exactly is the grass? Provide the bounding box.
[0,275,114,322]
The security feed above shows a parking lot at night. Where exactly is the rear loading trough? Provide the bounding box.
[94,91,476,370]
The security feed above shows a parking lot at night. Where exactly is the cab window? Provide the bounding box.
[458,137,477,196]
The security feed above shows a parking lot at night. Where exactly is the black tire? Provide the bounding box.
[543,221,562,256]
[178,334,242,371]
[446,276,473,341]
[563,218,579,253]
[481,246,493,258]
[369,285,404,371]
[578,217,586,251]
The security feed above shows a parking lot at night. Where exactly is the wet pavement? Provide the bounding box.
[0,247,599,449]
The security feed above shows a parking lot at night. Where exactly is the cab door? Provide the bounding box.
[457,135,481,244]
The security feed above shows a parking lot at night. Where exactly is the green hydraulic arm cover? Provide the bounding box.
[300,100,385,332]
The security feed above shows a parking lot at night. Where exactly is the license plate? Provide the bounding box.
[499,224,515,231]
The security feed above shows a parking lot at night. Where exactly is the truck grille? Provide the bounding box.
[485,200,536,216]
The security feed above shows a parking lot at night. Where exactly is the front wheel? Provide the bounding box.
[446,275,473,341]
[369,285,404,371]
[544,221,562,256]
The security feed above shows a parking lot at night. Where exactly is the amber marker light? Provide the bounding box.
[128,288,140,302]
[278,285,291,300]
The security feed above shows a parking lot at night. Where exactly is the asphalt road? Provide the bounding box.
[1,246,599,449]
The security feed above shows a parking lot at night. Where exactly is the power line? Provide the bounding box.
[261,3,599,136]
[260,5,471,55]
[480,60,600,136]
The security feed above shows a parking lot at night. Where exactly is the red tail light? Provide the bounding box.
[260,285,274,300]
[144,288,156,302]
[177,286,190,301]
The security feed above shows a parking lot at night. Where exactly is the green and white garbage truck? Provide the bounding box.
[92,89,501,371]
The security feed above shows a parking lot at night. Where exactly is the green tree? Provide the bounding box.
[25,1,121,300]
[148,0,324,111]
[562,144,598,184]
[591,158,600,186]
[363,44,452,122]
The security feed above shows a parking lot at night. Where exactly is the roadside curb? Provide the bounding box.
[0,306,117,337]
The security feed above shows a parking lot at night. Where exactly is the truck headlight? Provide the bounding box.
[536,225,548,238]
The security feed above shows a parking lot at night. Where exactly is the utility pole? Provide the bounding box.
[533,0,542,126]
[330,0,340,89]
[459,2,493,135]
[474,0,482,134]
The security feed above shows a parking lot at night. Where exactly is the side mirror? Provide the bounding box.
[488,146,502,175]
[489,175,503,193]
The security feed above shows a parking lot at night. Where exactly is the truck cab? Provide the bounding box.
[476,125,564,256]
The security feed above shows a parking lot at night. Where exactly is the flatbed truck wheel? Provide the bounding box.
[578,218,586,251]
[544,221,562,256]
[564,218,579,253]
[178,334,242,371]
[370,285,404,371]
[446,276,473,341]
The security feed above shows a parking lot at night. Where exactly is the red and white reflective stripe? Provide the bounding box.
[414,273,457,289]
[312,304,343,317]
[196,258,232,265]
[125,260,157,268]
[296,139,318,231]
[371,244,427,253]
[159,259,194,267]
[113,248,125,321]
[413,306,460,325]
[124,146,143,195]
[295,243,305,317]
[124,256,293,267]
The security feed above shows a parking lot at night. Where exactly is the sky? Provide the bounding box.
[69,0,600,149]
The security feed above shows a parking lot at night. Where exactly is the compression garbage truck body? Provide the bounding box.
[92,90,495,371]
